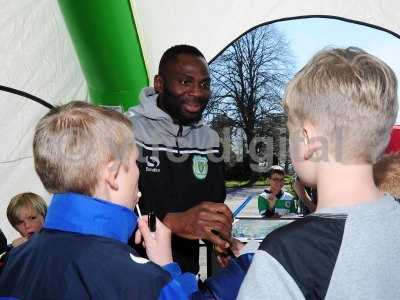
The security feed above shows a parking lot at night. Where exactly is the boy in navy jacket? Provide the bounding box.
[0,101,197,299]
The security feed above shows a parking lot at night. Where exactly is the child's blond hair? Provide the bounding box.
[284,47,398,163]
[33,101,135,196]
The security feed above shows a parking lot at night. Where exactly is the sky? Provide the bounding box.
[274,17,400,124]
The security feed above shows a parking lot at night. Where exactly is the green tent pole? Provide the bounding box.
[57,0,148,110]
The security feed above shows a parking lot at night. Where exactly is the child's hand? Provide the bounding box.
[12,236,28,248]
[215,237,244,268]
[137,216,173,266]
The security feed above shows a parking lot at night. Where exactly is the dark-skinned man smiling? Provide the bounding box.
[127,45,233,274]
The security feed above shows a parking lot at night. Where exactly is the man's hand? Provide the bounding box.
[163,202,233,250]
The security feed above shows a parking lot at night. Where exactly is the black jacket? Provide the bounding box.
[127,87,226,274]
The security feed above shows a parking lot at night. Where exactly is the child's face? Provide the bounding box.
[269,173,285,193]
[115,146,140,210]
[14,206,44,238]
[288,126,317,187]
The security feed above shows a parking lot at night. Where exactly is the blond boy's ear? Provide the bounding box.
[303,122,321,160]
[104,160,120,191]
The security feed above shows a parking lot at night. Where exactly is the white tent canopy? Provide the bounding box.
[0,0,86,239]
[1,0,399,240]
[131,0,400,79]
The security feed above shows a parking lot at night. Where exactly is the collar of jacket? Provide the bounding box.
[44,192,137,244]
[128,87,203,137]
[264,188,284,199]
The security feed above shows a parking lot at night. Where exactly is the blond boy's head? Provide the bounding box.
[373,154,400,198]
[33,101,135,196]
[284,47,398,163]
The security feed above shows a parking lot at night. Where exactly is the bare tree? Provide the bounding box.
[205,24,294,177]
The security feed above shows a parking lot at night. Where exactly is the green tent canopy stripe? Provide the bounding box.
[57,0,148,110]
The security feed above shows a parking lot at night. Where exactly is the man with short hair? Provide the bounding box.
[127,45,232,274]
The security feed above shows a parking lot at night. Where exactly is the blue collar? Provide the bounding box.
[44,193,137,243]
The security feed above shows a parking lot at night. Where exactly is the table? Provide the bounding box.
[206,215,303,276]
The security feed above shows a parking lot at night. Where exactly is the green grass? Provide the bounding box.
[225,180,250,188]
[225,175,294,189]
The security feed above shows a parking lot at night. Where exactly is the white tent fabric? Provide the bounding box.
[0,0,87,240]
[131,0,400,80]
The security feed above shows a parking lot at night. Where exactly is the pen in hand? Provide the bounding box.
[136,204,142,219]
